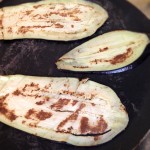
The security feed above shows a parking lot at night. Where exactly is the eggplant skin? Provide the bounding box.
[56,30,150,71]
[0,0,108,41]
[0,75,128,146]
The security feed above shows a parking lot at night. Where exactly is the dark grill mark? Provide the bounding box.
[0,94,18,121]
[120,104,128,114]
[73,17,81,21]
[73,66,89,69]
[7,27,12,33]
[33,4,43,9]
[0,11,3,39]
[22,120,26,124]
[80,117,108,135]
[13,89,21,96]
[57,103,85,132]
[55,23,64,28]
[72,100,78,106]
[28,123,37,128]
[25,109,52,121]
[91,103,96,106]
[25,10,33,15]
[18,26,33,34]
[36,110,52,120]
[36,100,45,105]
[12,82,50,99]
[91,48,133,65]
[94,136,99,141]
[51,98,70,110]
[110,48,133,65]
[25,109,36,119]
[99,47,108,52]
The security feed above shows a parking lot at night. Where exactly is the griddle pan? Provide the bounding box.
[0,0,150,150]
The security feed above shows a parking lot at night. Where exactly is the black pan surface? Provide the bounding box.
[0,0,150,150]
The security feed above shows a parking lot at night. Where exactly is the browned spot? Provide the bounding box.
[110,48,133,65]
[49,12,68,17]
[1,108,17,122]
[33,14,42,18]
[25,109,36,119]
[73,66,89,69]
[51,98,70,110]
[0,94,18,121]
[91,103,96,106]
[62,90,75,95]
[64,84,67,87]
[18,26,33,34]
[7,27,12,33]
[21,93,42,98]
[94,136,100,141]
[25,109,52,121]
[99,47,108,52]
[0,94,9,103]
[12,89,21,96]
[120,104,128,114]
[71,25,74,28]
[55,23,64,28]
[36,100,45,105]
[22,84,28,92]
[36,110,52,120]
[29,123,37,128]
[34,25,51,28]
[76,92,85,97]
[80,117,107,134]
[22,120,26,124]
[73,17,81,21]
[0,11,3,33]
[91,48,133,65]
[61,90,86,98]
[30,82,38,87]
[33,4,43,9]
[67,126,73,131]
[91,59,103,64]
[57,103,86,132]
[48,7,81,19]
[72,100,78,106]
[45,96,50,101]
[90,94,96,99]
[25,10,33,15]
[59,13,67,17]
[13,88,42,98]
[43,13,49,18]
[22,82,40,92]
[0,20,2,28]
[44,84,51,89]
[18,26,51,34]
[7,111,17,122]
[40,88,49,93]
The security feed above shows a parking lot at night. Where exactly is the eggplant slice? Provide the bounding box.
[0,75,128,146]
[0,0,108,41]
[56,30,149,71]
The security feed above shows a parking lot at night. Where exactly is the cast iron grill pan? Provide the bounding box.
[0,0,150,150]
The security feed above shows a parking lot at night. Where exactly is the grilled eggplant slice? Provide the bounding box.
[56,30,149,71]
[0,0,108,41]
[0,75,128,146]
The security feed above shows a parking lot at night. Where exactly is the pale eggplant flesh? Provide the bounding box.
[0,0,108,41]
[56,30,150,71]
[0,75,128,146]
